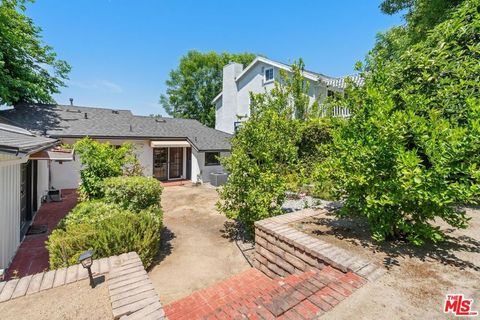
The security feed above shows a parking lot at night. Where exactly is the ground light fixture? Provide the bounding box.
[78,250,95,288]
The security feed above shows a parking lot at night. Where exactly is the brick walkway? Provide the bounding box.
[5,189,78,280]
[164,267,365,319]
[160,179,191,187]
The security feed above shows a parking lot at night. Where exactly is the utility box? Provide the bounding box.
[210,172,228,187]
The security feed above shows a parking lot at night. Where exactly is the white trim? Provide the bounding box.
[264,67,274,84]
[150,141,190,148]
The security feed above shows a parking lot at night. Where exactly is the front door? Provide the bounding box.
[153,148,168,181]
[169,147,183,179]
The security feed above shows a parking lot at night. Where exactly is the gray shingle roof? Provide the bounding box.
[0,104,232,151]
[0,120,57,157]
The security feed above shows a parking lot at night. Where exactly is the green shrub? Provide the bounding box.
[57,200,122,230]
[74,137,140,199]
[327,0,480,245]
[103,176,162,212]
[47,205,162,268]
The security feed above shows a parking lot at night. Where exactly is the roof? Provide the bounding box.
[0,104,232,151]
[212,56,362,103]
[0,120,58,157]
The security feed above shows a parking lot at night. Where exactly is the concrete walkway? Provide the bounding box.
[149,185,250,304]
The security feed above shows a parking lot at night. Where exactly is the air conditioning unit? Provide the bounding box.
[210,172,228,187]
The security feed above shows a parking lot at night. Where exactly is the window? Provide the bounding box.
[264,68,274,82]
[205,152,220,166]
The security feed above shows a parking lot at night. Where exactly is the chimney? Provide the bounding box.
[217,62,244,134]
[69,98,73,106]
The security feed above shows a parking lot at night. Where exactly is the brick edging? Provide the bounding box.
[0,253,127,303]
[254,209,385,281]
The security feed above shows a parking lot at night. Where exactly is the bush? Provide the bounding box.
[47,205,162,268]
[57,200,122,230]
[103,176,162,212]
[327,0,480,245]
[75,137,140,199]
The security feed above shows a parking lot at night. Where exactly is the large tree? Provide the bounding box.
[325,0,480,245]
[0,0,70,106]
[160,50,255,127]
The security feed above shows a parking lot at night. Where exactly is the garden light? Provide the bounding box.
[78,250,95,288]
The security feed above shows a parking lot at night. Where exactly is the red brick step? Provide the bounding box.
[164,267,365,320]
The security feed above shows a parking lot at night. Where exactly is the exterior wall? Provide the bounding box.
[217,61,328,134]
[0,158,24,270]
[52,138,153,190]
[215,62,244,134]
[36,160,49,206]
[191,149,229,183]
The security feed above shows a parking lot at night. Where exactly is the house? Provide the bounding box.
[0,103,231,190]
[0,121,63,271]
[213,56,363,134]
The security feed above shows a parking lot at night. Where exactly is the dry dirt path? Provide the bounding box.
[149,185,250,304]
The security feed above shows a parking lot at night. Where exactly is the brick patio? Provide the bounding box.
[164,266,365,319]
[160,179,191,187]
[5,189,78,280]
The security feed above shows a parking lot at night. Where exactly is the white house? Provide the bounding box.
[213,56,363,134]
[0,121,63,271]
[0,104,231,190]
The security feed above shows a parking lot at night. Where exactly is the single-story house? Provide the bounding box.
[0,120,62,271]
[0,103,232,190]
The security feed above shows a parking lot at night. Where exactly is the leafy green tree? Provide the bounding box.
[160,50,255,127]
[0,0,70,105]
[327,0,480,245]
[74,137,140,199]
[217,60,329,232]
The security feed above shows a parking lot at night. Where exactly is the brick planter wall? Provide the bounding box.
[254,209,385,281]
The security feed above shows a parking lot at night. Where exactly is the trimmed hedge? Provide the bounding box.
[103,176,162,212]
[47,176,164,268]
[47,203,162,268]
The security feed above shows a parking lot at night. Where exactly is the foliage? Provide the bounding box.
[47,205,162,268]
[74,137,140,200]
[218,60,330,232]
[57,200,122,230]
[327,0,480,245]
[160,50,256,127]
[103,176,163,212]
[0,0,70,105]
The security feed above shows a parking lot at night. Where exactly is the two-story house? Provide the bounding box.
[213,56,363,134]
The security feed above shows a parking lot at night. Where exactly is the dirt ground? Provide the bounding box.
[294,207,480,319]
[0,278,111,320]
[148,185,250,304]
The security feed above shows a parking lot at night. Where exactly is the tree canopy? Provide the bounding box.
[325,0,480,244]
[0,0,70,105]
[160,50,255,127]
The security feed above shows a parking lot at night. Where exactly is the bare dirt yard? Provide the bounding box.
[149,185,250,304]
[294,207,480,319]
[0,278,111,320]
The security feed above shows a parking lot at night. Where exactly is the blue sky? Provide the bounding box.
[27,1,403,116]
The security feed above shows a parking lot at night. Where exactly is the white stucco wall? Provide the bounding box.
[0,158,24,270]
[51,138,153,190]
[191,149,229,183]
[36,160,49,206]
[216,61,329,134]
